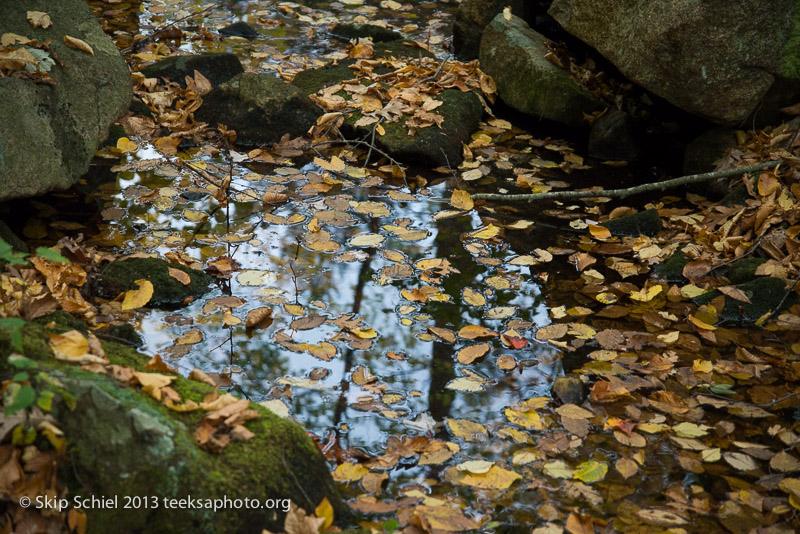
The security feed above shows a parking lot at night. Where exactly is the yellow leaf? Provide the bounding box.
[450,189,474,211]
[446,418,488,441]
[348,233,385,247]
[167,267,191,286]
[588,224,612,240]
[313,156,346,172]
[462,288,486,306]
[316,498,334,531]
[447,464,521,489]
[469,224,500,240]
[332,462,368,482]
[284,304,305,316]
[458,324,498,339]
[116,137,138,153]
[573,460,608,483]
[49,330,89,358]
[502,6,512,20]
[351,328,377,339]
[630,284,663,302]
[692,359,713,373]
[121,279,154,310]
[504,406,543,430]
[63,35,94,55]
[543,460,573,479]
[176,329,203,345]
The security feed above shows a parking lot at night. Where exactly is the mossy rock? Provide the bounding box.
[138,53,244,88]
[652,246,690,283]
[0,322,344,533]
[601,209,662,237]
[195,72,322,147]
[724,257,768,285]
[693,276,796,325]
[94,257,211,308]
[331,23,402,42]
[292,56,482,167]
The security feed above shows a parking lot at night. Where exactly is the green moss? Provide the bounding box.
[693,276,796,324]
[94,257,211,308]
[33,310,89,333]
[652,246,690,283]
[724,257,767,284]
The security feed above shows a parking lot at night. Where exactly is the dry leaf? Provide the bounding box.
[64,35,94,56]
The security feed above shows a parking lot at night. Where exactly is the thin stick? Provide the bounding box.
[471,160,783,202]
[418,55,448,85]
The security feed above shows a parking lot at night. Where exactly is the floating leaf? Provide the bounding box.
[450,189,474,211]
[573,460,608,483]
[456,343,491,364]
[446,418,488,441]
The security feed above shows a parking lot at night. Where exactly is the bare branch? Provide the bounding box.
[472,160,783,202]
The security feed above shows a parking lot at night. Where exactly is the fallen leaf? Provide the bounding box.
[64,35,94,55]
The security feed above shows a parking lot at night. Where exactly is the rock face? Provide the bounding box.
[548,0,800,126]
[453,0,530,60]
[139,53,244,88]
[195,73,321,146]
[479,14,603,127]
[0,0,132,201]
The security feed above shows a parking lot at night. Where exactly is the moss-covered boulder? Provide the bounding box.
[331,23,402,43]
[94,257,211,308]
[195,73,322,147]
[292,56,483,167]
[0,321,344,533]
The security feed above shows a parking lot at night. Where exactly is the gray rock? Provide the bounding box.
[479,14,603,127]
[683,127,739,198]
[331,23,401,43]
[453,0,529,60]
[195,73,321,146]
[683,127,738,176]
[0,0,132,201]
[588,109,640,161]
[219,21,259,40]
[138,53,244,88]
[548,0,800,126]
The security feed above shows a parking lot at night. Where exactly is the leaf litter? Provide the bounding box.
[4,1,800,533]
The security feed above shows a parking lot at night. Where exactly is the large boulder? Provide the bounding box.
[0,319,345,533]
[453,0,530,60]
[0,0,132,201]
[195,73,322,146]
[548,0,800,126]
[479,14,603,127]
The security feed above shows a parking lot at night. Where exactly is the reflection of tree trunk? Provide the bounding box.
[332,250,374,430]
[426,217,483,436]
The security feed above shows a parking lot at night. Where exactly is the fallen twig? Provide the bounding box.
[472,160,783,202]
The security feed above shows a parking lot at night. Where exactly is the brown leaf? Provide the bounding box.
[456,343,491,364]
[63,35,94,56]
[168,267,191,286]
